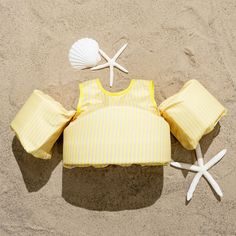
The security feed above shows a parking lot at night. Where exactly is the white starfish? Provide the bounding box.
[171,144,227,201]
[91,43,128,87]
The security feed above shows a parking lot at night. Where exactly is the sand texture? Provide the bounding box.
[1,0,236,235]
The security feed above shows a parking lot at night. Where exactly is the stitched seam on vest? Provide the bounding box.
[77,82,84,113]
[149,80,158,109]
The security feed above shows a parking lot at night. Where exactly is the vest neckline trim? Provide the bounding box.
[96,78,135,96]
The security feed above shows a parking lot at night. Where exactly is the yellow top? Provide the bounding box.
[63,78,171,168]
[76,78,160,117]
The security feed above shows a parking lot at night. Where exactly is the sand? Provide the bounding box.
[1,0,236,235]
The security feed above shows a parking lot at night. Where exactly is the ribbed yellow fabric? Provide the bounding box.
[63,79,171,168]
[159,80,227,150]
[10,90,75,159]
[76,78,160,117]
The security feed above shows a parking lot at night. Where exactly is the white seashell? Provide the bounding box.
[68,38,101,70]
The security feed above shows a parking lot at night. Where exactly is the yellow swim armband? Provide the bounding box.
[10,90,75,159]
[159,80,227,150]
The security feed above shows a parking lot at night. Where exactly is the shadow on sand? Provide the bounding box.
[62,165,163,211]
[12,135,163,211]
[12,123,221,210]
[12,135,62,192]
[170,123,221,177]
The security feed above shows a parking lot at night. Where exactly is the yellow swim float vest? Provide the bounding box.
[63,79,171,168]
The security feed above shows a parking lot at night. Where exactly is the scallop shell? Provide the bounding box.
[68,38,101,70]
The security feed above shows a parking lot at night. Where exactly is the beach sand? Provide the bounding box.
[1,0,236,235]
